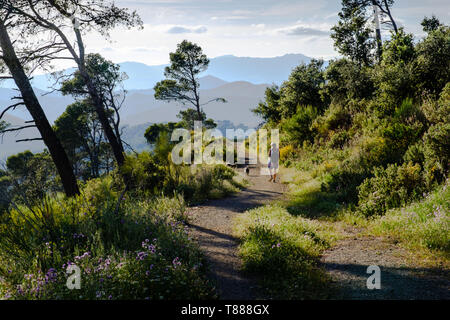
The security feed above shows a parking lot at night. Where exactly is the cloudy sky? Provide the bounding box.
[79,0,449,66]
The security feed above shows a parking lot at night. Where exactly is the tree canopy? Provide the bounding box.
[54,101,113,179]
[154,40,226,128]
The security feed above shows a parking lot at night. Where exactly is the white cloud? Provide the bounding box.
[167,25,208,34]
[277,23,332,37]
[251,24,266,29]
[38,0,449,71]
[280,26,330,37]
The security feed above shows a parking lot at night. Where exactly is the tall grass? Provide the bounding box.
[0,172,224,300]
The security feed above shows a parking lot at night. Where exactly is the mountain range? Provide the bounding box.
[0,53,312,160]
[1,53,312,91]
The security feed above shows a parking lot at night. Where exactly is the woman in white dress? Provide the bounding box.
[268,143,280,183]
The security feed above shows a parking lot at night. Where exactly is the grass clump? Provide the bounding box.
[234,204,336,299]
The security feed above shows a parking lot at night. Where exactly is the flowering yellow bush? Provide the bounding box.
[280,145,295,161]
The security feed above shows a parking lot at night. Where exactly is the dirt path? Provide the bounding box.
[321,228,450,299]
[187,166,286,300]
[187,166,449,300]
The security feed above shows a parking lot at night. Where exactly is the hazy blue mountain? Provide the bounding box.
[121,81,269,127]
[121,122,153,152]
[0,88,75,123]
[1,77,267,124]
[1,53,312,91]
[116,62,166,90]
[198,75,228,89]
[204,53,312,84]
[117,53,311,87]
[0,75,232,123]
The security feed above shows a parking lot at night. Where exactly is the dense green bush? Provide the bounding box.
[357,162,425,216]
[252,86,282,124]
[326,131,350,149]
[279,59,326,118]
[5,151,61,204]
[421,84,450,125]
[121,152,167,194]
[322,158,368,203]
[403,142,425,166]
[312,104,352,139]
[281,105,319,146]
[0,171,10,215]
[322,59,375,104]
[423,123,450,184]
[415,26,450,95]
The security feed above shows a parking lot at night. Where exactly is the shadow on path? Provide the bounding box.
[321,235,450,300]
[322,262,450,299]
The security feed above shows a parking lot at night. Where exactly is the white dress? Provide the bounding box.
[269,146,279,171]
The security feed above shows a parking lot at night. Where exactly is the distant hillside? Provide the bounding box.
[121,122,152,152]
[115,54,311,87]
[0,87,75,123]
[0,113,45,161]
[0,79,269,159]
[122,81,269,127]
[1,78,268,125]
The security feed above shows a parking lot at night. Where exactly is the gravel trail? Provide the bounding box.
[187,166,286,299]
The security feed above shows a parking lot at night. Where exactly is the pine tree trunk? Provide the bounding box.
[0,20,80,197]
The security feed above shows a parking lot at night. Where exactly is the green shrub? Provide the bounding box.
[121,152,167,194]
[423,122,450,184]
[5,151,61,204]
[378,122,423,163]
[280,145,295,163]
[119,152,240,203]
[403,142,425,166]
[415,26,450,95]
[359,135,393,168]
[357,112,423,169]
[0,171,10,214]
[327,131,350,149]
[322,158,368,203]
[312,104,352,138]
[322,59,375,104]
[421,82,450,125]
[281,105,319,146]
[357,162,425,216]
[212,164,235,182]
[373,30,417,111]
[279,59,326,118]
